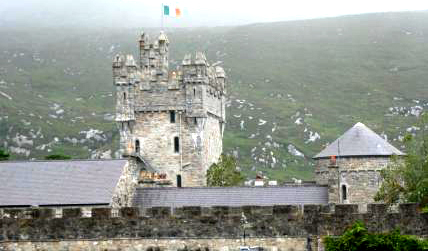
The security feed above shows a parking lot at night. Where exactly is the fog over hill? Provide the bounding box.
[1,0,428,28]
[1,11,428,181]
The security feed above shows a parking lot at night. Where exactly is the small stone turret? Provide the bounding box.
[113,31,227,187]
[313,122,404,206]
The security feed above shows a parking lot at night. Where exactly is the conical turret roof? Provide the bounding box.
[313,122,404,159]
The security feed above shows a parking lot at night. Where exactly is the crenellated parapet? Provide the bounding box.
[1,203,427,241]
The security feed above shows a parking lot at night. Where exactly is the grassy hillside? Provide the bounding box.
[1,11,427,182]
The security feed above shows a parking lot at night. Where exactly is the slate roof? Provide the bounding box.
[314,122,404,159]
[133,185,328,209]
[0,159,126,207]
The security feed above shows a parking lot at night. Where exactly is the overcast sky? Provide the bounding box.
[1,0,428,27]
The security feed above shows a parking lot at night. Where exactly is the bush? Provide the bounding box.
[0,149,10,161]
[207,154,244,186]
[44,154,71,160]
[324,221,428,251]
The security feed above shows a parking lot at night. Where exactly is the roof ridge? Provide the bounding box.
[0,158,127,163]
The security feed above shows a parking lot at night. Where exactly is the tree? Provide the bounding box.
[375,114,428,208]
[44,154,71,160]
[0,148,10,161]
[324,221,428,251]
[207,154,245,186]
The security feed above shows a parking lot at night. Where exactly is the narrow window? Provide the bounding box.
[135,139,140,154]
[342,185,347,201]
[123,92,126,101]
[193,88,196,96]
[177,174,182,188]
[194,117,197,125]
[174,136,180,153]
[170,111,176,123]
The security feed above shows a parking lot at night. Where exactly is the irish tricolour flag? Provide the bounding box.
[163,4,181,17]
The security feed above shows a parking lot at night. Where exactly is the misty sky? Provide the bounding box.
[1,0,428,27]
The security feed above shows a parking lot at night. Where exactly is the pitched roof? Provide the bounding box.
[133,185,328,209]
[314,122,404,159]
[0,159,126,207]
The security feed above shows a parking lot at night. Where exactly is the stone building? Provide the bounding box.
[313,122,404,205]
[113,31,226,188]
[0,32,406,212]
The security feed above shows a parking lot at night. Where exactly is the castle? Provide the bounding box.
[0,31,405,210]
[112,31,226,188]
[0,31,422,251]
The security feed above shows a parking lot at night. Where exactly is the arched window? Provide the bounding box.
[342,185,347,202]
[123,92,126,102]
[193,88,196,97]
[135,139,140,154]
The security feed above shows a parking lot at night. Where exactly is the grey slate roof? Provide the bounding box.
[133,185,328,209]
[314,122,404,159]
[0,159,126,207]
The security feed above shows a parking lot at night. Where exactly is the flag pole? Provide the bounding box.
[161,3,164,31]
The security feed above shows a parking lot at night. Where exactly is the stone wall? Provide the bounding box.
[0,237,307,251]
[111,159,141,208]
[0,204,427,251]
[131,111,221,187]
[134,86,186,111]
[315,157,391,204]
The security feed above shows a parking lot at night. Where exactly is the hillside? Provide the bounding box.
[1,11,428,182]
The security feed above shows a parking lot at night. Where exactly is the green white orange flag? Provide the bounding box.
[163,4,181,17]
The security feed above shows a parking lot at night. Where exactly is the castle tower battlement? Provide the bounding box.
[113,32,226,187]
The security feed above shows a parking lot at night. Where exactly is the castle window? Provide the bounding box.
[123,92,126,101]
[194,88,196,96]
[174,136,180,153]
[194,117,197,125]
[170,111,176,123]
[342,185,347,202]
[135,139,140,154]
[177,174,182,187]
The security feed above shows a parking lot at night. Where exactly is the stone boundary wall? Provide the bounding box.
[0,204,427,243]
[0,237,309,251]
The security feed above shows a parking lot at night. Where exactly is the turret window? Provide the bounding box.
[135,139,140,154]
[342,185,347,202]
[177,174,182,187]
[174,136,180,153]
[170,111,176,123]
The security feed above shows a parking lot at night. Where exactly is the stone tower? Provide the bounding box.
[313,122,404,206]
[113,31,226,187]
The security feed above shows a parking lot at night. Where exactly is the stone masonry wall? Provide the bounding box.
[132,111,222,187]
[134,85,186,112]
[0,203,427,251]
[111,159,140,208]
[315,157,391,204]
[133,112,187,186]
[0,237,307,251]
